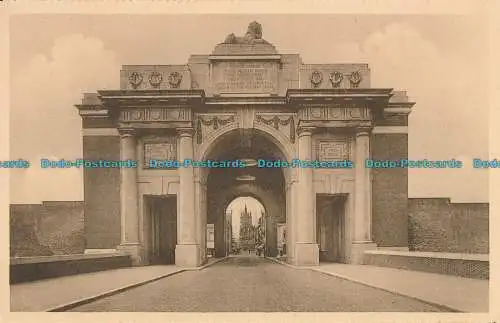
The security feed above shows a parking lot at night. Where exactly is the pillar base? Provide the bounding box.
[175,244,201,268]
[117,243,143,266]
[350,241,377,264]
[294,243,319,266]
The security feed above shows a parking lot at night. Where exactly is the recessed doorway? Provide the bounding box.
[145,195,177,265]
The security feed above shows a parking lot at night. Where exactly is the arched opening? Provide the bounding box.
[222,197,266,256]
[201,128,289,260]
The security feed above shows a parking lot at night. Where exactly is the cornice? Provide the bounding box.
[97,89,205,97]
[286,88,394,104]
[205,95,286,106]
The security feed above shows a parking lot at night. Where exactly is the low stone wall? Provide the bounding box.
[10,253,132,284]
[364,250,489,280]
[10,201,85,257]
[408,198,489,254]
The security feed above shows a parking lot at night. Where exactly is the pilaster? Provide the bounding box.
[117,128,142,265]
[176,127,201,267]
[351,128,377,264]
[294,126,319,266]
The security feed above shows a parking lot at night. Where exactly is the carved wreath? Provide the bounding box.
[329,71,343,88]
[310,71,323,88]
[128,72,143,89]
[349,71,362,88]
[255,115,295,143]
[149,71,163,87]
[196,115,236,144]
[168,72,182,88]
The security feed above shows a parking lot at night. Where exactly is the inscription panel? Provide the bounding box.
[212,61,278,94]
[143,137,177,169]
[316,138,351,161]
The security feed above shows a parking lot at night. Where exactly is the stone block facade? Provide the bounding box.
[10,201,85,257]
[408,198,489,254]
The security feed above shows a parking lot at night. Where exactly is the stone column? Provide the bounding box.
[294,126,319,266]
[286,170,298,264]
[194,167,208,265]
[175,128,201,267]
[117,128,142,265]
[351,129,377,264]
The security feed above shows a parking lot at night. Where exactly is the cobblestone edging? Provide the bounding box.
[47,257,228,312]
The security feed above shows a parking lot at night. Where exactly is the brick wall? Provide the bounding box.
[408,198,489,253]
[10,201,85,257]
[371,133,409,247]
[83,135,121,249]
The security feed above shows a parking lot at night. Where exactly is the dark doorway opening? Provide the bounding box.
[316,194,347,263]
[146,195,177,265]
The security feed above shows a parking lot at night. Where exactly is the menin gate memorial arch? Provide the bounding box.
[76,21,414,267]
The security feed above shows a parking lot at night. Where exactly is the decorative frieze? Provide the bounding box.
[122,66,188,90]
[316,137,351,161]
[119,107,190,122]
[255,113,296,143]
[300,103,371,121]
[195,114,237,144]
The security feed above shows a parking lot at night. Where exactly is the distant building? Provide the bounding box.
[239,205,255,250]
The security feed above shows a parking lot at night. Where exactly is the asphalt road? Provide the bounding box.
[69,256,448,312]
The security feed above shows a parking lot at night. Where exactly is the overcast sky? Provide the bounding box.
[9,14,489,203]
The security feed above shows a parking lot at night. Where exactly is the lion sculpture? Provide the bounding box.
[223,21,270,44]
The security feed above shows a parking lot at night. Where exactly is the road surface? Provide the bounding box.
[69,256,448,312]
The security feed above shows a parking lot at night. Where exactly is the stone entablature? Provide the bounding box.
[78,89,402,128]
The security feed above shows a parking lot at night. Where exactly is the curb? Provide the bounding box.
[267,257,462,313]
[47,257,228,312]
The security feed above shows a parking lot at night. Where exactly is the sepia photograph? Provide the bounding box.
[6,10,493,316]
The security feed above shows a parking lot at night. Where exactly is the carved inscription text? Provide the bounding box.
[213,61,278,94]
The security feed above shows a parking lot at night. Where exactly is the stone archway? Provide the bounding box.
[197,127,289,261]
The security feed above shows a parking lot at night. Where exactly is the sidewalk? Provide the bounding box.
[269,259,489,313]
[11,257,226,312]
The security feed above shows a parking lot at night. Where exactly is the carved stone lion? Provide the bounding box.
[223,21,269,44]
